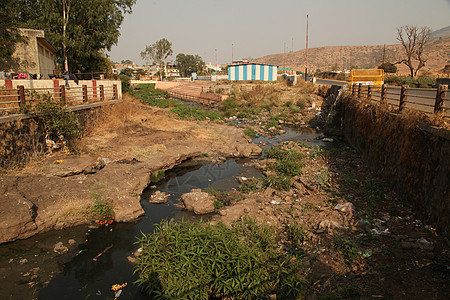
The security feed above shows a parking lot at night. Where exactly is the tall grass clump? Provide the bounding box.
[135,218,306,299]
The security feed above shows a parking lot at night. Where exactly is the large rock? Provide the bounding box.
[181,189,215,214]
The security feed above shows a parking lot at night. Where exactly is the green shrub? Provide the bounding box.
[86,193,114,223]
[33,92,82,149]
[135,218,306,299]
[119,74,131,93]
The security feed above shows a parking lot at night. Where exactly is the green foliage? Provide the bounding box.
[14,0,136,72]
[378,62,397,73]
[175,53,206,77]
[33,92,82,148]
[131,84,175,108]
[244,127,257,138]
[87,193,114,222]
[315,167,331,189]
[205,187,233,209]
[0,0,27,70]
[141,38,173,79]
[119,74,131,93]
[332,237,360,264]
[310,145,327,160]
[169,104,222,121]
[135,218,306,299]
[384,75,435,88]
[266,147,305,178]
[150,169,165,183]
[284,220,308,256]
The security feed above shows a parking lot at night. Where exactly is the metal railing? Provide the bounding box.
[0,84,119,114]
[168,90,222,107]
[351,84,449,116]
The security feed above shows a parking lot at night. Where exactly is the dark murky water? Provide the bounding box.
[1,126,325,299]
[37,159,262,299]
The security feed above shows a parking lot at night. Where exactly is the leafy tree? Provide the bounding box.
[0,0,27,70]
[121,59,134,65]
[120,67,134,78]
[141,38,173,80]
[175,53,206,77]
[13,0,136,73]
[395,25,432,78]
[378,62,397,73]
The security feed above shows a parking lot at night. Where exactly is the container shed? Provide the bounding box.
[228,64,277,81]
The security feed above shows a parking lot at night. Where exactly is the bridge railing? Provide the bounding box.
[351,83,449,117]
[0,84,119,115]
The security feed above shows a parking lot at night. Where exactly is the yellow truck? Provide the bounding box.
[350,69,384,86]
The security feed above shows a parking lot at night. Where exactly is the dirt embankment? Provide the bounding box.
[0,96,261,244]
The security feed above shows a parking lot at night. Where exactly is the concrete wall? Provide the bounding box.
[339,96,450,238]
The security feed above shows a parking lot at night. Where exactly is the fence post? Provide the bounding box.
[381,84,387,104]
[367,85,372,100]
[399,85,408,112]
[18,85,26,108]
[434,84,447,114]
[113,84,118,100]
[357,83,362,99]
[100,85,105,101]
[83,85,88,103]
[60,85,66,105]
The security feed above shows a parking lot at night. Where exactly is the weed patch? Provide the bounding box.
[135,218,307,299]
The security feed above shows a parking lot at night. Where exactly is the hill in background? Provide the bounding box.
[253,35,449,75]
[432,25,450,39]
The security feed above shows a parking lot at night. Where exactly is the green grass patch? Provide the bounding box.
[135,218,307,299]
[169,104,222,121]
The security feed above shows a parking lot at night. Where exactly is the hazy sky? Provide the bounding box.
[108,0,450,65]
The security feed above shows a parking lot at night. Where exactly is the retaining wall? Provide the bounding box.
[0,104,113,169]
[339,96,449,238]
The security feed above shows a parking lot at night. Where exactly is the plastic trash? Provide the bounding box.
[334,202,355,213]
[93,245,113,261]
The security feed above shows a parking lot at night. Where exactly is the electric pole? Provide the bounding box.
[305,14,309,81]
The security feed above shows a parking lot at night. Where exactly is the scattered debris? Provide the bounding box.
[149,191,170,204]
[93,245,113,261]
[334,202,355,213]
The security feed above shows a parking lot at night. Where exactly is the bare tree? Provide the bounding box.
[141,38,173,80]
[396,25,432,78]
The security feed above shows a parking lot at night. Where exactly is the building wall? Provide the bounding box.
[12,29,41,74]
[37,40,56,77]
[11,29,56,78]
[228,64,277,81]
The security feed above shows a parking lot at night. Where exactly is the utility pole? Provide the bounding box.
[284,42,286,73]
[231,44,234,64]
[382,44,386,65]
[305,14,309,81]
[215,49,217,66]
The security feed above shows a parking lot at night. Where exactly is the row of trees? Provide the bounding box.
[0,0,136,73]
[140,38,206,79]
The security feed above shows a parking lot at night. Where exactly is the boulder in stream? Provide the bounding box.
[181,189,215,214]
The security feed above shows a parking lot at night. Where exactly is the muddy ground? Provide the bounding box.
[0,87,449,299]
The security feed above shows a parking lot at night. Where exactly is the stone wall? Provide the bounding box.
[0,105,107,169]
[339,96,449,238]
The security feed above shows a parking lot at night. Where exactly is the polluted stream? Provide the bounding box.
[1,126,326,299]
